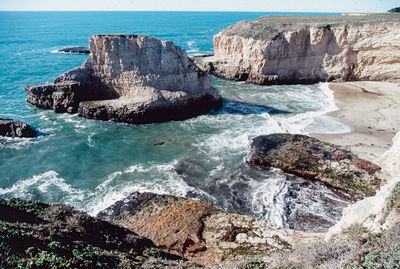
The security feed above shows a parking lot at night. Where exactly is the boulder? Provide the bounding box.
[0,118,36,138]
[250,134,382,197]
[98,192,322,266]
[26,34,222,124]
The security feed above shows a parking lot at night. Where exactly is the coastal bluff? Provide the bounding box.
[195,14,400,84]
[25,34,222,124]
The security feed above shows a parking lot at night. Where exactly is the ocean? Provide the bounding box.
[0,11,351,230]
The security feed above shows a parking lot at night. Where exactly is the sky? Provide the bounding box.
[0,0,398,13]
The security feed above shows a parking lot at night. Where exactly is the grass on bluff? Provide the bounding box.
[222,13,400,40]
[0,198,198,269]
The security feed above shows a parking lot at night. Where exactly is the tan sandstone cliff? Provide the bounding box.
[326,131,400,240]
[195,14,400,84]
[26,34,222,124]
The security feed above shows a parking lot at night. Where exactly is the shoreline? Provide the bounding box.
[311,81,400,163]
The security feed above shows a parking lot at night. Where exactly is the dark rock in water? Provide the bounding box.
[26,34,222,124]
[250,134,382,197]
[98,192,322,266]
[0,197,191,268]
[388,7,400,13]
[0,118,36,138]
[59,47,90,54]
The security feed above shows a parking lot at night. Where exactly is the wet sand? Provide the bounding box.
[312,81,400,163]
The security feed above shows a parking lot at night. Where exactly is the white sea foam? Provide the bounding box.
[0,171,85,204]
[0,136,37,150]
[84,161,211,215]
[279,82,351,135]
[186,40,201,56]
[87,132,95,147]
[248,171,289,227]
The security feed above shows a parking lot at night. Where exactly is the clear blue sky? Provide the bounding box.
[0,0,398,13]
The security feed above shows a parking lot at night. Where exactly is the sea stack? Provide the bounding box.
[25,34,222,124]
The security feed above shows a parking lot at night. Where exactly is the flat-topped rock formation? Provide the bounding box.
[0,118,36,138]
[26,34,222,124]
[195,14,400,84]
[250,134,383,198]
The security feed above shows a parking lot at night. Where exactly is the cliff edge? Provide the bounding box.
[195,14,400,84]
[26,34,222,124]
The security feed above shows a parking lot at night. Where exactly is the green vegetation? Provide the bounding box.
[274,223,400,268]
[242,258,266,269]
[223,14,400,40]
[0,198,197,268]
[0,198,47,215]
[388,182,400,209]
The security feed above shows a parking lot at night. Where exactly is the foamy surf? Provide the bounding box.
[0,171,85,204]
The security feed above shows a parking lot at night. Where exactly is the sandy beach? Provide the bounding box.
[312,81,400,162]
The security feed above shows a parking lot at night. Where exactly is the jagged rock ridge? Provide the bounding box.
[26,34,222,124]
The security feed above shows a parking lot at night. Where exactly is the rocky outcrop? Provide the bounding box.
[98,192,322,266]
[195,14,400,84]
[59,47,89,54]
[26,34,222,124]
[250,134,382,197]
[0,118,36,138]
[0,198,192,268]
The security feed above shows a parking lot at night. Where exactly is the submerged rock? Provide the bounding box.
[98,192,322,266]
[59,47,90,54]
[250,134,382,197]
[195,14,400,84]
[0,118,36,138]
[26,34,222,124]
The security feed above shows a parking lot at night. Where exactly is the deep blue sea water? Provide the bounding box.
[0,11,351,229]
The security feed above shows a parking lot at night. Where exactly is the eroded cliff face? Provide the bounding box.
[195,15,400,84]
[26,34,222,124]
[326,131,400,240]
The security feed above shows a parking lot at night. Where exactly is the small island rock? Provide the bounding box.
[59,47,90,54]
[26,34,222,124]
[0,118,36,138]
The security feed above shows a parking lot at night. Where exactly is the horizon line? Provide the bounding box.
[0,10,369,13]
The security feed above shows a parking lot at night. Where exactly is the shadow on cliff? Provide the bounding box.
[264,25,357,83]
[219,25,358,85]
[212,98,289,115]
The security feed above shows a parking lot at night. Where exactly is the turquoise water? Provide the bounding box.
[0,11,350,229]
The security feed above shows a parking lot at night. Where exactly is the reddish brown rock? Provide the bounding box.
[98,192,323,266]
